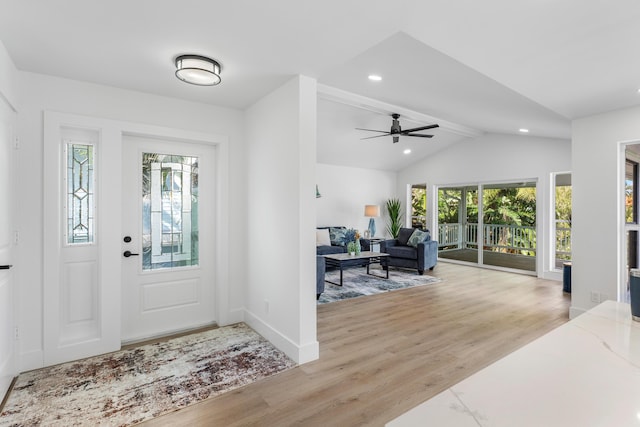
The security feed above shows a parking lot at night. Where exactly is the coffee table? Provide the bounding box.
[323,251,390,287]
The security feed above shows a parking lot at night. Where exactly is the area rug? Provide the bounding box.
[0,323,296,427]
[319,267,441,304]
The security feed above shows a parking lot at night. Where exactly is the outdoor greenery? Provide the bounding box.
[411,187,426,228]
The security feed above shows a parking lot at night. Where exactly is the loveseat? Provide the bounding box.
[316,255,325,299]
[380,227,437,275]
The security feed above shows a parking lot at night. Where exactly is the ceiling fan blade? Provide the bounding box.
[360,133,391,140]
[405,133,434,138]
[400,124,439,134]
[355,128,389,133]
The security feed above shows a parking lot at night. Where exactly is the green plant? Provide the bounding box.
[347,241,357,253]
[386,198,403,239]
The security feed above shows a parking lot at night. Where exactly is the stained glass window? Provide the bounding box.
[66,143,95,244]
[142,153,199,270]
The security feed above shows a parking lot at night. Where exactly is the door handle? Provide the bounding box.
[123,251,139,258]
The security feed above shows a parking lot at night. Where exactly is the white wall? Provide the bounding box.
[398,133,571,278]
[244,75,318,364]
[572,106,640,317]
[316,163,397,236]
[15,72,247,371]
[0,40,18,112]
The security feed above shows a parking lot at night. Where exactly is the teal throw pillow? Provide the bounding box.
[329,227,347,246]
[407,229,428,248]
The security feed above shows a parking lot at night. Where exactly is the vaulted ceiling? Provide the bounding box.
[2,1,639,170]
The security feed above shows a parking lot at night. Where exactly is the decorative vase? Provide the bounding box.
[355,239,361,255]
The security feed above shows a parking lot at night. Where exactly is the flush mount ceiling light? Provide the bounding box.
[175,55,221,86]
[368,74,382,81]
[519,128,530,133]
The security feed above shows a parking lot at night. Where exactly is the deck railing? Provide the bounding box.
[438,223,537,256]
[555,220,571,260]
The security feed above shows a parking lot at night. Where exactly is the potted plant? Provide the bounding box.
[386,198,403,239]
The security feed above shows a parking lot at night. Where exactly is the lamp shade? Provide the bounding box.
[364,205,380,217]
[175,55,221,86]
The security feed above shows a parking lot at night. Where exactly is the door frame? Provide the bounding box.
[43,111,231,367]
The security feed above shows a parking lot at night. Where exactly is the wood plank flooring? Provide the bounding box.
[142,262,570,427]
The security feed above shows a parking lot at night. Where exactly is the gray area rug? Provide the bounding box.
[319,267,441,304]
[0,323,296,426]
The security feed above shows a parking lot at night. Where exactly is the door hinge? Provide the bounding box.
[13,137,19,150]
[14,327,19,340]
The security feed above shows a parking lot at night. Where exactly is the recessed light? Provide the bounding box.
[403,149,411,155]
[368,75,382,81]
[519,128,529,133]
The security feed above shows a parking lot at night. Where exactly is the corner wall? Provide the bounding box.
[316,163,397,235]
[244,75,318,364]
[572,106,640,317]
[397,132,571,279]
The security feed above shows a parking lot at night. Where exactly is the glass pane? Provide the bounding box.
[555,173,572,267]
[66,143,95,244]
[437,186,479,264]
[626,160,637,224]
[410,184,426,229]
[142,152,199,270]
[482,182,536,272]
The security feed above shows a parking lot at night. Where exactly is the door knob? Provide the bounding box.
[123,250,139,257]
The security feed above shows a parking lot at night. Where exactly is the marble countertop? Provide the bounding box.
[387,301,640,427]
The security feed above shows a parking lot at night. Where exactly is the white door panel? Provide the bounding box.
[43,116,121,366]
[0,101,14,399]
[121,135,216,342]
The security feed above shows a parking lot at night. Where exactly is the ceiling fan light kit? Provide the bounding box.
[175,55,221,86]
[356,113,439,143]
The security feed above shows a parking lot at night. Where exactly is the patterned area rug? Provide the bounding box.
[319,267,441,304]
[0,323,296,426]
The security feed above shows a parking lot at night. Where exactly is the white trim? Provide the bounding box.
[244,309,318,365]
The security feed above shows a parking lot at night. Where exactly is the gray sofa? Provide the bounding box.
[316,226,370,255]
[380,227,437,275]
[316,255,325,299]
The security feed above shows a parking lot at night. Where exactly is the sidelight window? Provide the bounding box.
[65,143,95,245]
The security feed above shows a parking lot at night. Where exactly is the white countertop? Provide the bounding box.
[387,301,640,427]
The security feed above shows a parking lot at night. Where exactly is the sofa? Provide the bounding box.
[315,226,370,255]
[316,255,325,299]
[380,227,437,275]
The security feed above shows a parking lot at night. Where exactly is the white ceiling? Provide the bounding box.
[2,1,640,170]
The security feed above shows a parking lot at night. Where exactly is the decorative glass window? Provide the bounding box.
[142,153,199,270]
[65,143,95,244]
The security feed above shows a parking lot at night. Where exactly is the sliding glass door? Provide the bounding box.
[437,181,537,273]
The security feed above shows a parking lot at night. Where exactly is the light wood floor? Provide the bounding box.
[142,262,570,427]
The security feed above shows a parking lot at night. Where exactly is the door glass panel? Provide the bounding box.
[142,153,199,270]
[554,173,572,269]
[482,182,536,271]
[438,186,479,264]
[65,143,95,245]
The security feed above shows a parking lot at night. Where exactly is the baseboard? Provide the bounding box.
[18,349,43,372]
[569,306,587,319]
[219,308,244,326]
[243,309,319,365]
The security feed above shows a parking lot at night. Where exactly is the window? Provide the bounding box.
[65,142,95,245]
[410,184,427,229]
[554,173,572,267]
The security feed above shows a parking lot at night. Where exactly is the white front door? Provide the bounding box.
[121,135,216,342]
[0,101,15,399]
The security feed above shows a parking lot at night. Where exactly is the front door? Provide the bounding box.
[121,135,216,342]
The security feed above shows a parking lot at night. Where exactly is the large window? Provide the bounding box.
[554,173,572,268]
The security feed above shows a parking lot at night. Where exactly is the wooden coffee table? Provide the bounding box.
[323,251,390,287]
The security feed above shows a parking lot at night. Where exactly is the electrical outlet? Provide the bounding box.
[591,291,600,303]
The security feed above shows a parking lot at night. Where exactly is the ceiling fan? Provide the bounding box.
[357,114,439,143]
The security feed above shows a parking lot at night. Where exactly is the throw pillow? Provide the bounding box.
[316,228,331,246]
[407,229,428,247]
[397,228,415,246]
[329,227,347,246]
